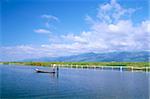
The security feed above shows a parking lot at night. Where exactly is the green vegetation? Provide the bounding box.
[1,62,150,72]
[1,61,149,67]
[0,61,149,66]
[1,62,150,67]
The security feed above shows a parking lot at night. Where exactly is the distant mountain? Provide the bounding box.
[24,51,150,62]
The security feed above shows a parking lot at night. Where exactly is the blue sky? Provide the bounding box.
[1,0,150,61]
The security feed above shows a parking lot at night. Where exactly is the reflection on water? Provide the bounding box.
[1,65,149,99]
[48,71,59,79]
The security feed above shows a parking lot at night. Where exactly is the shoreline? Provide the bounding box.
[1,62,150,72]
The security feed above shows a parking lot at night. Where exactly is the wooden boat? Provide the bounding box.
[35,69,55,73]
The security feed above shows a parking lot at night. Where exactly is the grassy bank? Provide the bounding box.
[1,62,150,67]
[1,62,150,71]
[1,61,149,67]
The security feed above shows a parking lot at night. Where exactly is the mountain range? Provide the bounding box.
[24,51,150,62]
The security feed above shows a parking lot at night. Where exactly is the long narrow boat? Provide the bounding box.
[35,69,55,73]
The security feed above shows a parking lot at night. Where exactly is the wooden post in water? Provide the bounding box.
[131,66,133,72]
[70,64,72,68]
[120,66,122,72]
[101,66,103,70]
[66,64,68,68]
[56,66,59,73]
[146,67,148,72]
[86,65,88,69]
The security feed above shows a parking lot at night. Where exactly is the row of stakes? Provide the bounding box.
[51,64,150,72]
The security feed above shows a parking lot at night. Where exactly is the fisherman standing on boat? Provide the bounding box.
[52,64,59,73]
[53,64,56,72]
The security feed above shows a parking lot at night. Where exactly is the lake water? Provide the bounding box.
[1,65,149,99]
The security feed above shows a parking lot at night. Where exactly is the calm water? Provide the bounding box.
[1,65,149,99]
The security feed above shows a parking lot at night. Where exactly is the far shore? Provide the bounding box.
[1,62,150,72]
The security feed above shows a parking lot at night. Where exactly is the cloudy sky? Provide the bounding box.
[1,0,150,61]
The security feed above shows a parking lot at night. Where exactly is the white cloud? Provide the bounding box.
[1,0,150,61]
[62,34,87,43]
[97,0,136,23]
[60,0,149,52]
[34,14,59,34]
[34,29,51,34]
[41,14,59,21]
[0,44,85,61]
[108,24,119,32]
[34,14,59,35]
[41,14,59,28]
